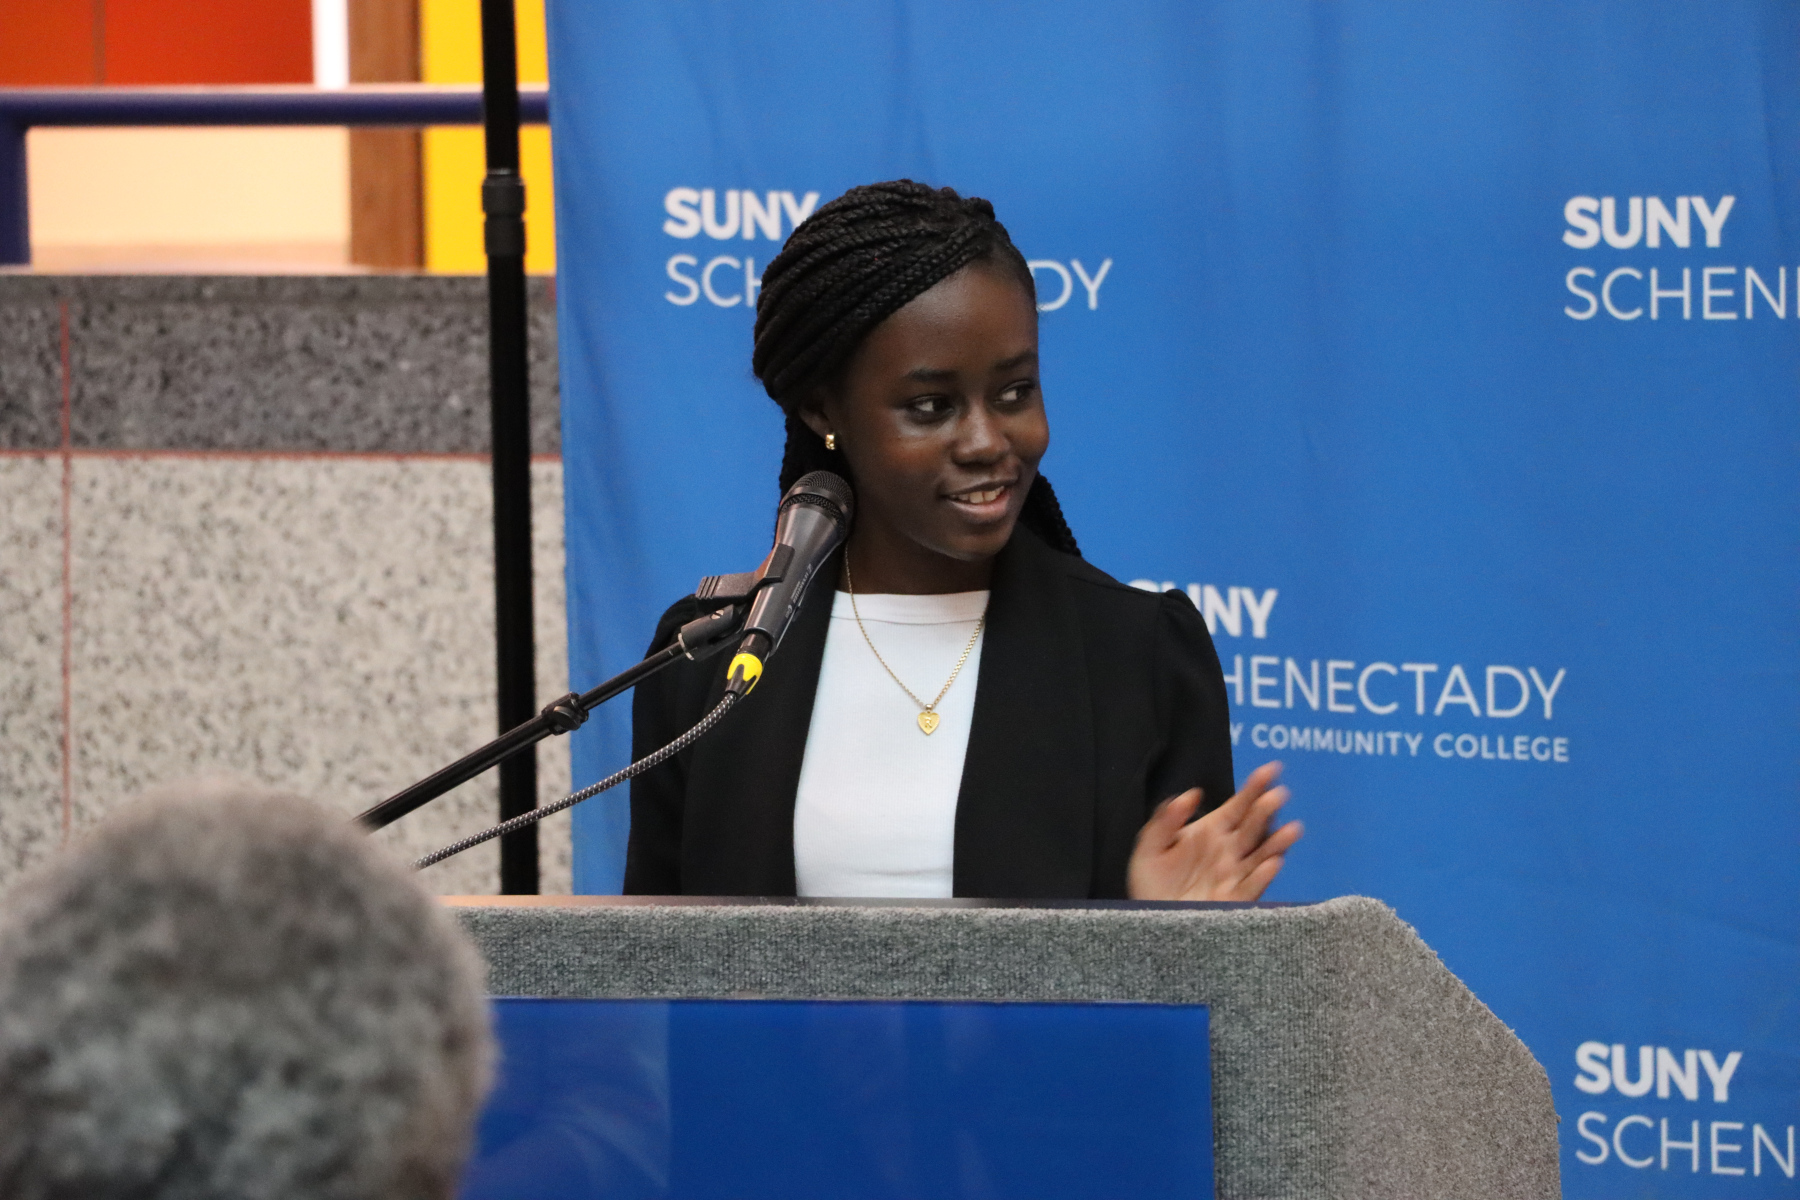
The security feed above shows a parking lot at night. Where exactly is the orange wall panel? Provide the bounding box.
[102,0,313,84]
[0,0,101,84]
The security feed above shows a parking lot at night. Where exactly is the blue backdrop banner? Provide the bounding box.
[544,2,1799,1190]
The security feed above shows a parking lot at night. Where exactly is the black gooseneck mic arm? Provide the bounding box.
[355,602,747,831]
[357,470,856,839]
[368,471,853,872]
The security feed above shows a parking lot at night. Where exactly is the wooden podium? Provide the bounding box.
[448,895,1560,1199]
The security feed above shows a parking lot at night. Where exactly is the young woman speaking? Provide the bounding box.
[626,181,1302,901]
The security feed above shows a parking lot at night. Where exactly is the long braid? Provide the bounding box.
[1020,476,1080,558]
[754,180,1081,556]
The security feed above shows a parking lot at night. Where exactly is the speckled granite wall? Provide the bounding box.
[0,275,573,895]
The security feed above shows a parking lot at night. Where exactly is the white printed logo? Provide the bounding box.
[1132,579,1570,765]
[1574,1042,1741,1102]
[662,188,819,241]
[1562,195,1735,251]
[658,187,1113,312]
[1570,1041,1794,1179]
[1559,193,1793,323]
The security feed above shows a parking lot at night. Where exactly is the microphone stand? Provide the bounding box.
[356,604,746,831]
[357,472,840,848]
[478,0,537,891]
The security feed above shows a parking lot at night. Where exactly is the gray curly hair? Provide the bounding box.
[0,779,494,1200]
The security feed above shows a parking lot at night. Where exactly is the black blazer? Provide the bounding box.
[623,525,1236,898]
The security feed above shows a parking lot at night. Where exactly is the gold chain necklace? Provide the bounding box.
[844,558,986,735]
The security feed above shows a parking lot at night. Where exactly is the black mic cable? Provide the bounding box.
[414,690,741,870]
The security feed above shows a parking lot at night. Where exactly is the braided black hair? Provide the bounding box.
[754,180,1080,557]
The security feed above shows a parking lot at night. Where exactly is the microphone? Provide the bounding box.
[713,471,853,696]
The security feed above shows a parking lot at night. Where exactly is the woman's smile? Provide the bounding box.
[944,480,1017,521]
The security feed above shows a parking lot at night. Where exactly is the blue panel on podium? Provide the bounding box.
[460,997,1214,1200]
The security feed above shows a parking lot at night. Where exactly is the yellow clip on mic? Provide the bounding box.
[726,650,764,695]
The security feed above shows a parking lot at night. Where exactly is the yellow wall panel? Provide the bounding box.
[421,0,555,274]
[422,126,483,273]
[519,125,554,275]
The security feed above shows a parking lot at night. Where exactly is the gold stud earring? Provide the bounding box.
[824,432,837,451]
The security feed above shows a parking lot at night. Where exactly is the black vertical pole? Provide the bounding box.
[0,119,27,267]
[479,0,538,893]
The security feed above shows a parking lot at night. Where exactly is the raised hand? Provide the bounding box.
[1126,762,1303,902]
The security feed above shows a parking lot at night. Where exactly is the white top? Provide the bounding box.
[791,589,989,898]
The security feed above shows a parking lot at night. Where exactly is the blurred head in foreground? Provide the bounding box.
[0,780,494,1200]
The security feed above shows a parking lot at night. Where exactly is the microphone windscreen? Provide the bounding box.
[783,471,854,529]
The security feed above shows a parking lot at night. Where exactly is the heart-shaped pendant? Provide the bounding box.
[917,711,940,735]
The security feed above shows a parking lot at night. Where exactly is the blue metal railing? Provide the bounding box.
[0,84,550,266]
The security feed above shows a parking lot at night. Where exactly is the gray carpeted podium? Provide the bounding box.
[450,894,1560,1199]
